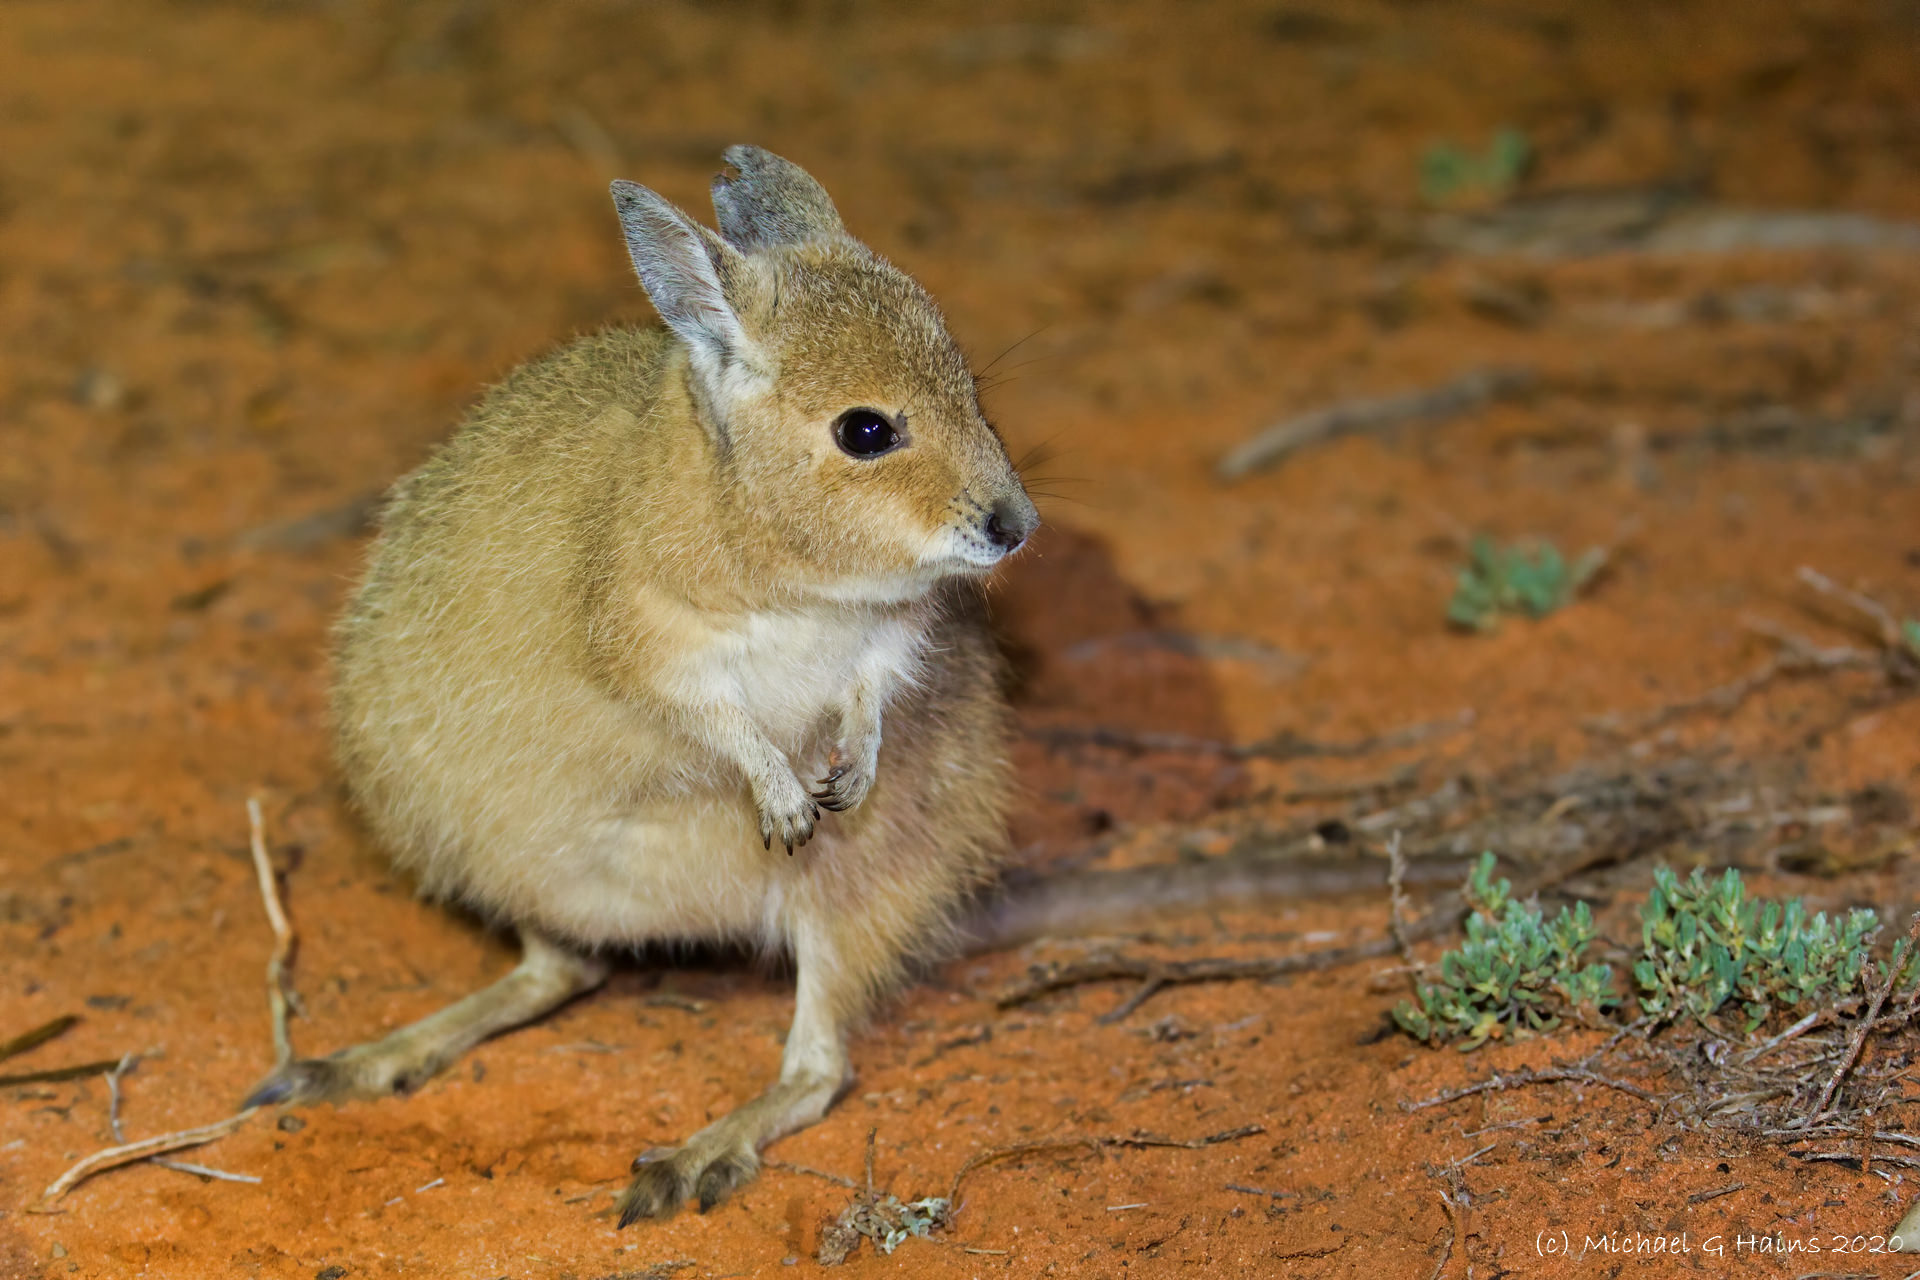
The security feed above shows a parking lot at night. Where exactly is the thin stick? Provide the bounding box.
[38,798,296,1205]
[248,796,297,1066]
[150,1160,262,1184]
[947,1124,1263,1207]
[764,1160,858,1189]
[1404,1066,1658,1112]
[0,1060,122,1088]
[106,1055,256,1185]
[39,1110,261,1203]
[0,1015,80,1065]
[1431,1185,1460,1280]
[1798,566,1906,651]
[1218,367,1535,480]
[1386,831,1425,990]
[106,1055,133,1141]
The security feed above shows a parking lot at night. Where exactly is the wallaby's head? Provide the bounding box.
[611,146,1037,601]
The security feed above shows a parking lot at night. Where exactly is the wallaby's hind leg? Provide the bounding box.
[243,929,609,1108]
[616,918,858,1225]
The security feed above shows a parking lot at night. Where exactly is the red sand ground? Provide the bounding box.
[3,1,1918,1276]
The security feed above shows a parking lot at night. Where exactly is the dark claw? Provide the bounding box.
[241,1076,295,1110]
[762,832,771,850]
[617,1161,685,1227]
[695,1152,755,1213]
[630,1145,675,1172]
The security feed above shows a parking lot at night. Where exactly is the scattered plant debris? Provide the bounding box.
[817,1191,952,1265]
[1447,535,1605,631]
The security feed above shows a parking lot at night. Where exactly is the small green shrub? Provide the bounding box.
[1447,535,1605,631]
[1399,858,1915,1048]
[1420,128,1531,204]
[1903,618,1920,659]
[1635,866,1888,1033]
[1394,853,1616,1049]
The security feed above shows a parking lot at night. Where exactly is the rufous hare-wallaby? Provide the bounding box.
[244,145,1038,1224]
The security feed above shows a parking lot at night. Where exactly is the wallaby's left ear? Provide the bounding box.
[610,179,759,383]
[710,145,846,252]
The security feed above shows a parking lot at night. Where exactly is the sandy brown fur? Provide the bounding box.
[248,147,1038,1224]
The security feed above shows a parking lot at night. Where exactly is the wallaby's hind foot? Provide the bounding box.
[614,1066,846,1224]
[243,929,607,1108]
[616,925,854,1225]
[618,1141,761,1224]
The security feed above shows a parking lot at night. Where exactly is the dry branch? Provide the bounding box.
[947,1124,1264,1206]
[1218,367,1535,480]
[248,796,298,1066]
[39,1111,262,1203]
[0,1015,79,1065]
[36,797,299,1206]
[1404,1066,1659,1113]
[0,1060,121,1088]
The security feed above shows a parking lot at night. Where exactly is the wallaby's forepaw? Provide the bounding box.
[241,1044,445,1110]
[755,772,820,854]
[616,1142,760,1225]
[810,738,877,814]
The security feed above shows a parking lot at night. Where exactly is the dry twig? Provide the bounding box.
[1798,566,1908,652]
[0,1015,79,1065]
[39,1111,261,1203]
[0,1060,122,1088]
[1404,1066,1658,1113]
[1386,831,1425,990]
[1218,367,1535,480]
[37,797,299,1205]
[248,796,298,1066]
[948,1124,1264,1206]
[1431,1183,1463,1280]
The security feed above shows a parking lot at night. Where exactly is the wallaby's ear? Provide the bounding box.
[710,145,846,252]
[610,180,758,379]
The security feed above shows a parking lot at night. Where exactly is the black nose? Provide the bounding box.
[983,497,1036,551]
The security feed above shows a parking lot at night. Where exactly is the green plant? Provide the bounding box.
[1394,853,1617,1049]
[1398,859,1918,1050]
[1902,618,1920,660]
[1420,128,1531,204]
[1635,866,1894,1033]
[1447,535,1605,631]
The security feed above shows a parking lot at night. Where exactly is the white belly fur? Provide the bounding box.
[505,601,926,946]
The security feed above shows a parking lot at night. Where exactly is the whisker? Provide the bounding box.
[976,325,1050,379]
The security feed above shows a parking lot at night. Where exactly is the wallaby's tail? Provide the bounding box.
[958,852,1476,952]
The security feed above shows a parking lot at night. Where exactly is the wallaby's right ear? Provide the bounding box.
[611,180,759,380]
[710,145,846,252]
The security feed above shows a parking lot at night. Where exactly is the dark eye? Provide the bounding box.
[834,408,901,458]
